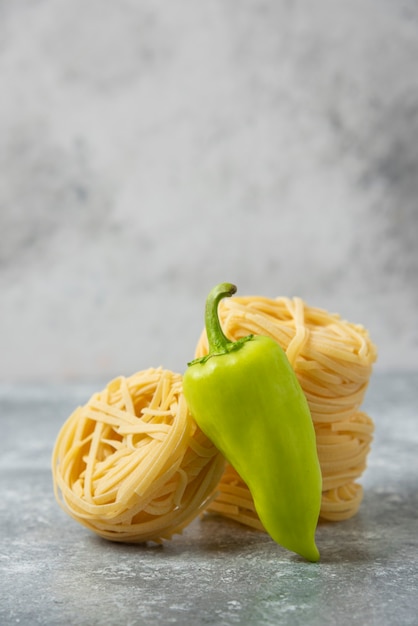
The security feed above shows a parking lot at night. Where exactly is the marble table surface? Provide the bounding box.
[1,371,417,625]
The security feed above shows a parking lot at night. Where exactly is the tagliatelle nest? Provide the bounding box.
[52,368,225,542]
[195,295,377,524]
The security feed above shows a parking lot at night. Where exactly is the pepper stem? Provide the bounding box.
[188,282,253,366]
[205,282,237,353]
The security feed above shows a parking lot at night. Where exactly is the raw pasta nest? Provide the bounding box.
[52,368,225,542]
[195,295,377,524]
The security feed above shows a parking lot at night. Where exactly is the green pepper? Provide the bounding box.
[183,282,322,562]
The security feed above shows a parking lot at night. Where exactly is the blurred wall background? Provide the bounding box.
[1,0,417,383]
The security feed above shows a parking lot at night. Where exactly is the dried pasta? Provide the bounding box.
[194,295,377,524]
[52,368,225,542]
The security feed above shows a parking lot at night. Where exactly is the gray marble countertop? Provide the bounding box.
[1,371,417,625]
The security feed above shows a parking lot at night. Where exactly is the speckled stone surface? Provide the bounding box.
[1,371,417,625]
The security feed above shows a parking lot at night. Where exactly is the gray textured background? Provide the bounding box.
[1,0,417,383]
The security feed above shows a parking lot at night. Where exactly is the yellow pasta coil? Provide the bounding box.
[194,295,377,524]
[52,368,225,542]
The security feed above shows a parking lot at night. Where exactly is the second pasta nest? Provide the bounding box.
[52,368,225,542]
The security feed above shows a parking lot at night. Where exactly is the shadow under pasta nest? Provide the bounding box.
[88,514,279,558]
